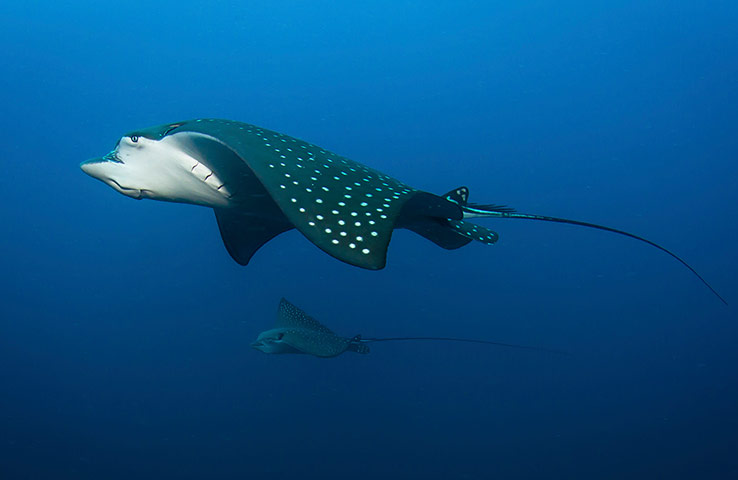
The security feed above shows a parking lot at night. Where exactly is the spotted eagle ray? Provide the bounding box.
[251,298,564,358]
[80,118,725,304]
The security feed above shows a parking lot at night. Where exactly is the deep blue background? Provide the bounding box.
[1,1,737,478]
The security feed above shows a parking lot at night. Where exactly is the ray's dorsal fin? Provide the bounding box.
[443,186,469,206]
[276,298,335,334]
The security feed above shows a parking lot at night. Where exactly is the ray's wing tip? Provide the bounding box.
[338,249,388,270]
[234,256,251,266]
[366,260,386,270]
[367,254,388,270]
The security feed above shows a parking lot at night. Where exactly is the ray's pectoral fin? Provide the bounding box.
[214,209,293,266]
[276,298,335,334]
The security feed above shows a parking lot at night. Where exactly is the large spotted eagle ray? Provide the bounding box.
[80,118,725,304]
[251,298,565,358]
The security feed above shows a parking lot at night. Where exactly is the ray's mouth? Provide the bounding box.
[108,178,144,199]
[103,150,124,164]
[79,150,124,172]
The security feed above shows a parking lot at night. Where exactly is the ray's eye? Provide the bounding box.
[130,135,139,143]
[276,333,284,340]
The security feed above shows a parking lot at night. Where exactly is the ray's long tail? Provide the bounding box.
[359,336,567,355]
[462,203,727,305]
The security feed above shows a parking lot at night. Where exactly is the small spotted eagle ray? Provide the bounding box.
[80,118,725,304]
[251,298,564,358]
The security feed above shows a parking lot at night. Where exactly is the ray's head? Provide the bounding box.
[81,134,161,200]
[251,329,288,354]
[80,122,231,207]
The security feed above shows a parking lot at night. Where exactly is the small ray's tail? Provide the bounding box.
[461,203,727,305]
[361,336,567,355]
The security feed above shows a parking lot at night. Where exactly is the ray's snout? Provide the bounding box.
[251,340,272,354]
[79,155,144,199]
[80,149,124,179]
[80,158,105,177]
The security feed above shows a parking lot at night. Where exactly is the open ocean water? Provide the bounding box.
[1,1,737,478]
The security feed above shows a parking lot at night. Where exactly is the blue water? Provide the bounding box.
[1,1,737,478]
